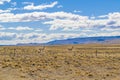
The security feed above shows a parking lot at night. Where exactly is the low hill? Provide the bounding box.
[45,36,120,45]
[16,36,120,46]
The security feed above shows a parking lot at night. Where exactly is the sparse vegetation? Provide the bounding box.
[0,44,120,80]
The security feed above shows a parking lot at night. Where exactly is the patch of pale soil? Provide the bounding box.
[0,67,33,80]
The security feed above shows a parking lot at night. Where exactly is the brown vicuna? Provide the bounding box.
[38,46,45,53]
[13,48,16,57]
[68,46,74,51]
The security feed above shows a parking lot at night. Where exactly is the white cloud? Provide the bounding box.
[0,32,16,37]
[0,0,11,4]
[24,1,58,10]
[0,25,6,30]
[90,31,120,37]
[0,11,119,33]
[44,19,85,30]
[0,25,43,33]
[101,27,120,31]
[98,15,108,18]
[0,11,88,22]
[7,8,18,11]
[0,32,86,45]
[44,19,107,31]
[44,12,120,31]
[0,32,16,41]
[74,10,81,13]
[0,9,10,13]
[8,26,33,31]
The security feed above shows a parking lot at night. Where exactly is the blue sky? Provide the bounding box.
[0,0,120,45]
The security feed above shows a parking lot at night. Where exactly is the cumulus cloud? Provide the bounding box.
[24,1,58,10]
[0,32,16,40]
[101,26,120,31]
[0,25,34,31]
[44,19,90,30]
[8,26,33,31]
[44,18,106,31]
[0,25,6,30]
[0,32,86,45]
[0,11,88,22]
[0,0,11,4]
[0,9,10,13]
[0,11,120,32]
[44,12,120,31]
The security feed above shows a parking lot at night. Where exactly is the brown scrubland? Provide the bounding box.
[0,44,120,80]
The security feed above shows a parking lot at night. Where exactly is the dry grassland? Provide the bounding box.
[0,44,120,80]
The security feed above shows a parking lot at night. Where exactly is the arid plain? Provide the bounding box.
[0,44,120,80]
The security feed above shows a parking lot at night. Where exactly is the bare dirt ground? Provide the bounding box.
[0,44,120,80]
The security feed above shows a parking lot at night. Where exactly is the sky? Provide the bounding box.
[0,0,120,45]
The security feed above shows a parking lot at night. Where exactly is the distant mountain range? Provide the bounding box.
[16,36,120,46]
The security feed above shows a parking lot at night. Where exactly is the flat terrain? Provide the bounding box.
[0,44,120,80]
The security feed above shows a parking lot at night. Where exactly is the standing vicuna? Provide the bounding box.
[10,48,16,59]
[95,49,98,57]
[68,46,74,51]
[38,46,45,53]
